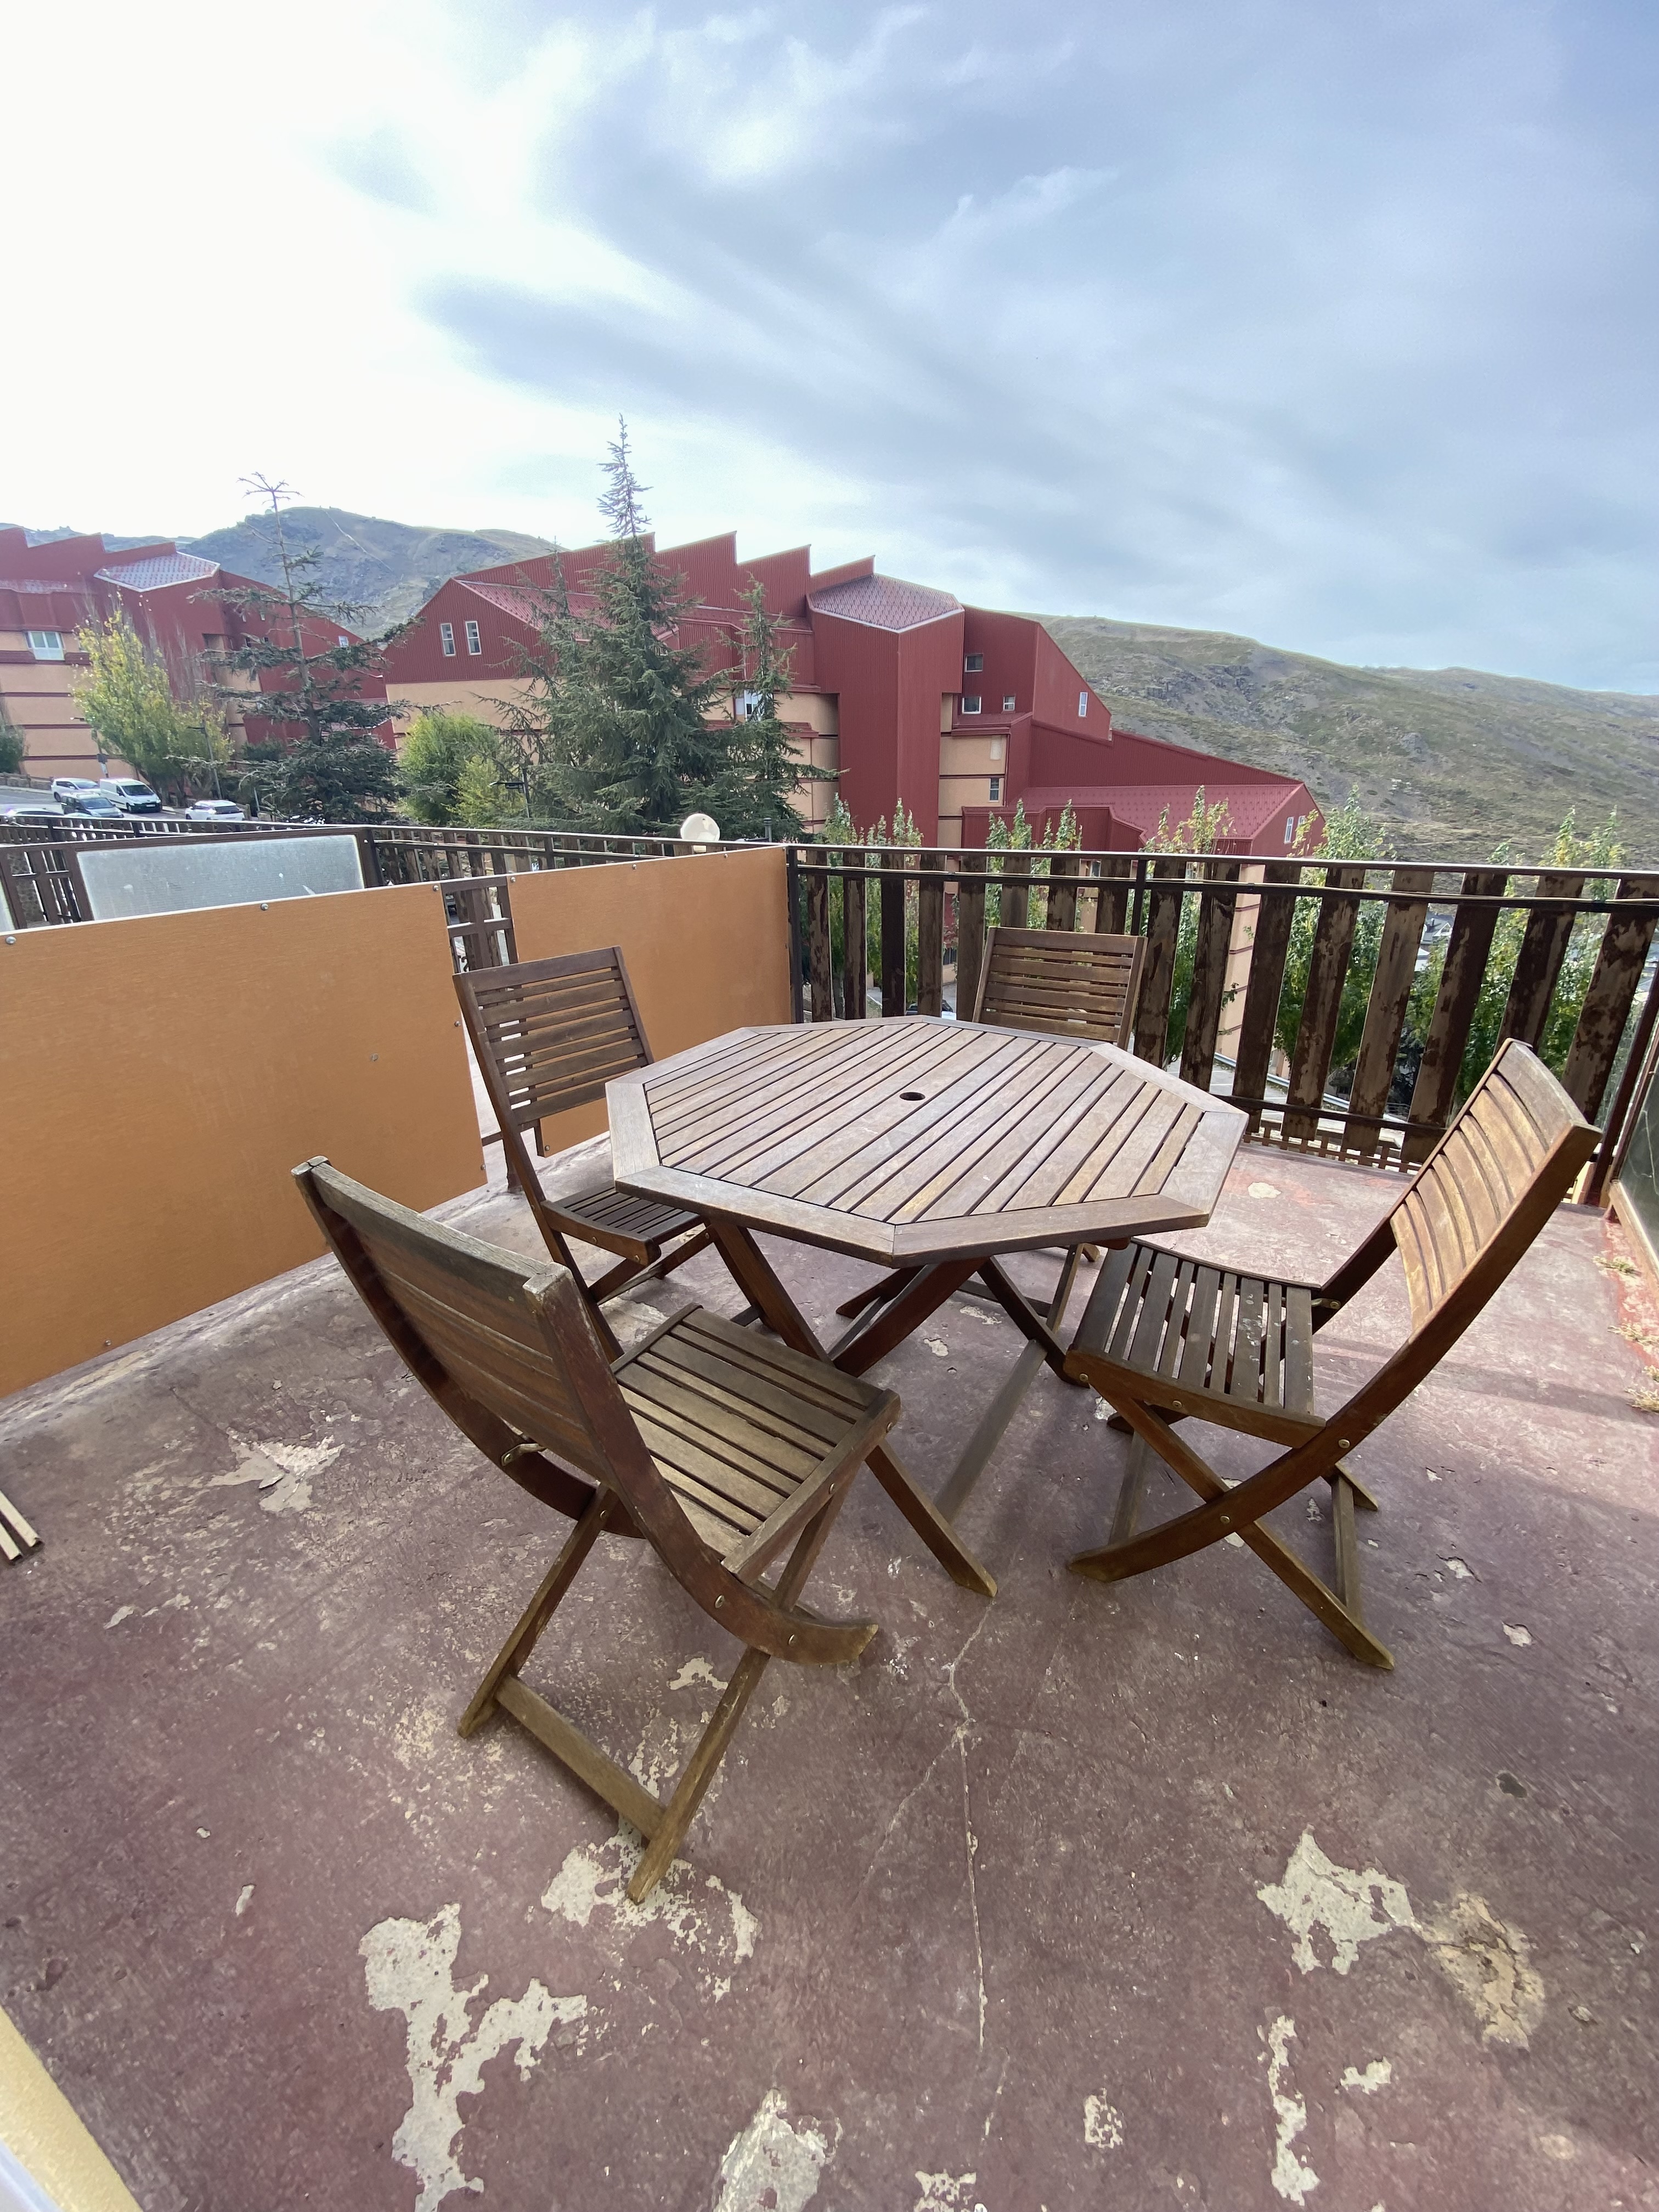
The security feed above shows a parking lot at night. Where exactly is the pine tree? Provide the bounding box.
[705,578,832,839]
[210,476,399,822]
[524,425,732,834]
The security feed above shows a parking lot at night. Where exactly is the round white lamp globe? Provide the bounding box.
[679,812,721,849]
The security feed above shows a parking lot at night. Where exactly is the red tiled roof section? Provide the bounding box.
[1018,780,1307,840]
[94,553,219,590]
[808,572,961,631]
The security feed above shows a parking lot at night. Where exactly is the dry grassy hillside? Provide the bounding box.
[1045,616,1659,863]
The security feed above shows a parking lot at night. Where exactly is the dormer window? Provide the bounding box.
[961,695,981,715]
[1002,695,1015,713]
[27,629,63,661]
[964,652,984,673]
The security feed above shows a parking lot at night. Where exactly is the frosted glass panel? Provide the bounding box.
[79,836,364,921]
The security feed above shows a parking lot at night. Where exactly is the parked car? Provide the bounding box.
[97,778,162,814]
[49,777,101,806]
[62,792,129,820]
[184,798,245,821]
[0,798,65,825]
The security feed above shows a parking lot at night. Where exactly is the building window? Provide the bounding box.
[1285,815,1295,844]
[961,695,981,715]
[465,620,482,655]
[1077,690,1089,718]
[964,652,984,673]
[736,689,763,721]
[27,629,63,661]
[989,775,1003,802]
[1002,695,1015,713]
[337,634,350,647]
[439,622,456,657]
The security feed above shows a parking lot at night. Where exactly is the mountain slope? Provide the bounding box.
[180,507,557,630]
[1044,616,1659,863]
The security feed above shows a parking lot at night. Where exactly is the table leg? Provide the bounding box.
[827,1257,980,1375]
[701,1217,996,1599]
[935,1245,1087,1522]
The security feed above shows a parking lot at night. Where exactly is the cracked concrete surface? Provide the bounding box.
[1,1145,1655,2210]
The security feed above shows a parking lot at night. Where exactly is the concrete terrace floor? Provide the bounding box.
[2,1140,1656,2212]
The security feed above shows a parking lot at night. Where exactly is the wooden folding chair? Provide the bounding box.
[455,948,710,1348]
[295,1157,904,1900]
[971,923,1144,1043]
[1064,1041,1598,1667]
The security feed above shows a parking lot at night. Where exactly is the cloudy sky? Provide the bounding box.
[4,0,1654,687]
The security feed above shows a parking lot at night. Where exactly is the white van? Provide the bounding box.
[98,778,163,814]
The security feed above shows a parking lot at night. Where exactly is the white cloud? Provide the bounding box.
[3,0,1653,689]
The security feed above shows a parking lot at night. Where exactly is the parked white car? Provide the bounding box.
[184,798,246,821]
[49,777,100,806]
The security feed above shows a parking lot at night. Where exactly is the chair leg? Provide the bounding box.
[1330,1471,1362,1615]
[1107,1433,1153,1547]
[630,1493,844,1901]
[1071,1412,1395,1669]
[459,1487,613,1736]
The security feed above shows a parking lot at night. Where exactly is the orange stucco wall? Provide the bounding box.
[504,844,792,1153]
[0,882,484,1397]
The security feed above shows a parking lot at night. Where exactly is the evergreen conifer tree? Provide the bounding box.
[210,477,400,822]
[517,425,732,834]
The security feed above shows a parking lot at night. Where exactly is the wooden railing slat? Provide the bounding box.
[1132,860,1187,1066]
[1229,862,1304,1134]
[1499,871,1585,1052]
[917,853,945,1016]
[1094,855,1132,936]
[955,853,986,1022]
[881,854,907,1017]
[1284,864,1367,1142]
[1345,866,1435,1157]
[842,851,867,1020]
[1561,873,1659,1122]
[806,864,833,1023]
[1001,851,1029,932]
[1180,862,1241,1093]
[1405,868,1508,1163]
[1046,851,1079,933]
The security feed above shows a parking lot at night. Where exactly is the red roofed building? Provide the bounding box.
[382,532,1322,853]
[0,529,388,785]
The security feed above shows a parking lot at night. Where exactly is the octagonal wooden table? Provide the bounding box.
[608,1018,1245,1594]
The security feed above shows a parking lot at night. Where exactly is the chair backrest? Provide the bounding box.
[972,925,1144,1046]
[456,947,652,1135]
[1385,1039,1598,1338]
[294,1157,696,1547]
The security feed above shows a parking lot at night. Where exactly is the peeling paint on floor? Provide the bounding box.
[1419,1892,1545,2047]
[914,2172,986,2212]
[208,1434,340,1515]
[1257,1831,1416,1975]
[1340,2059,1391,2094]
[712,2089,832,2212]
[1263,2016,1318,2205]
[541,1821,758,1985]
[1082,2092,1123,2148]
[360,1901,583,2211]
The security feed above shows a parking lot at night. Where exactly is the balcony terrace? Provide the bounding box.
[2,826,1656,2211]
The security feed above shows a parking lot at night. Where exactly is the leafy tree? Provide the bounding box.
[398,709,502,825]
[454,750,509,828]
[523,425,731,834]
[0,703,27,777]
[71,613,205,793]
[705,578,832,840]
[210,476,400,822]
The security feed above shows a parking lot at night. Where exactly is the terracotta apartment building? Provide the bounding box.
[0,530,386,784]
[381,533,1321,854]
